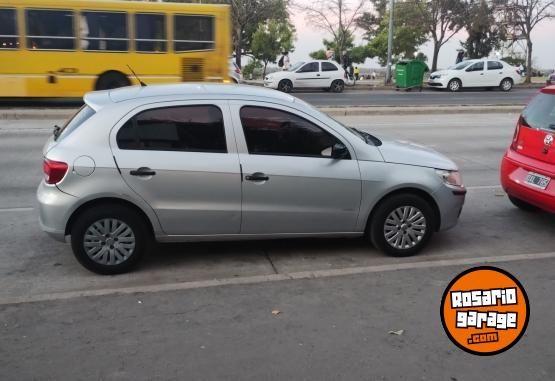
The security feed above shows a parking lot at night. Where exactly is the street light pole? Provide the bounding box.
[384,0,395,85]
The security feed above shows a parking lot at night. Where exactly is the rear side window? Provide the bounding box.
[239,106,344,158]
[56,105,95,142]
[81,11,128,51]
[0,8,18,49]
[117,105,227,153]
[174,15,214,52]
[135,13,166,52]
[487,61,503,70]
[321,62,338,71]
[522,93,555,131]
[26,9,75,50]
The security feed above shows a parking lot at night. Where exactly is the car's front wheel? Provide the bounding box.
[447,79,461,92]
[330,79,345,93]
[70,204,150,274]
[277,79,293,93]
[368,193,435,257]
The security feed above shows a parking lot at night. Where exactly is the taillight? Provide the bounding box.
[235,67,241,74]
[510,118,522,150]
[43,159,68,184]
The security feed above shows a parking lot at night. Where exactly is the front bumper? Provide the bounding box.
[263,80,277,89]
[428,78,448,88]
[433,184,466,231]
[37,181,78,242]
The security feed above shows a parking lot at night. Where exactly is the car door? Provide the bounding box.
[110,101,241,236]
[462,61,485,87]
[485,61,504,87]
[230,101,362,234]
[293,62,320,87]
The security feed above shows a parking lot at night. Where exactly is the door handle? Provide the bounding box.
[130,167,156,176]
[317,73,321,76]
[245,172,269,181]
[480,73,484,75]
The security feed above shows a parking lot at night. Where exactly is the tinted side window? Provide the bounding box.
[297,62,319,73]
[240,106,344,158]
[135,13,166,52]
[26,9,75,50]
[174,15,214,52]
[117,105,226,153]
[487,61,503,70]
[81,12,128,51]
[321,62,338,71]
[467,62,484,72]
[0,8,18,49]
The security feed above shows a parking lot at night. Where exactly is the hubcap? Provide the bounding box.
[384,206,427,249]
[450,81,459,91]
[502,80,511,90]
[83,218,135,265]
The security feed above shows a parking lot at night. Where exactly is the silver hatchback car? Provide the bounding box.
[38,84,466,274]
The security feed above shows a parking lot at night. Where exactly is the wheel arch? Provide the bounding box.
[364,187,441,233]
[65,197,155,237]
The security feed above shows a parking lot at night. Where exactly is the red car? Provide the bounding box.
[501,86,555,213]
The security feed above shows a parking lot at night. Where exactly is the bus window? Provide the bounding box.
[26,9,75,50]
[135,13,166,53]
[81,11,128,51]
[174,15,214,52]
[0,8,18,49]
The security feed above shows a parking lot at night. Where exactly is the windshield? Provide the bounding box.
[450,61,473,70]
[289,61,305,71]
[55,105,95,142]
[522,93,555,131]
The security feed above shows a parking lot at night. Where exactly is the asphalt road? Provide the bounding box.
[1,113,554,379]
[294,87,539,107]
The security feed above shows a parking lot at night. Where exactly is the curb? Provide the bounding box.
[0,104,524,120]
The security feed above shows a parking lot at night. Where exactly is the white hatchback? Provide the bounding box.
[264,60,346,93]
[428,59,523,92]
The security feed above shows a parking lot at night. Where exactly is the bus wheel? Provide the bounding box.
[95,71,131,91]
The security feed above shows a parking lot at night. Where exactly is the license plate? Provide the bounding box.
[524,172,550,190]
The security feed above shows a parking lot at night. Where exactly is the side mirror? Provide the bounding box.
[331,143,349,159]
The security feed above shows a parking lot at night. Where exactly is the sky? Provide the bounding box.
[289,11,555,70]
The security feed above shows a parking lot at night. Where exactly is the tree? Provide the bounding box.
[461,0,502,59]
[358,1,428,65]
[309,49,328,60]
[502,0,554,83]
[297,0,367,65]
[414,0,466,71]
[251,20,295,77]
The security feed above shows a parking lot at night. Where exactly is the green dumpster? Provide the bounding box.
[395,60,429,91]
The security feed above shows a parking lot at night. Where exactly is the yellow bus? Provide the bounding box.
[0,0,231,97]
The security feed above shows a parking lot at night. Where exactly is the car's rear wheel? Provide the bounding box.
[70,204,150,274]
[330,79,345,93]
[368,193,435,257]
[447,79,461,92]
[508,195,539,212]
[277,79,293,93]
[500,78,513,92]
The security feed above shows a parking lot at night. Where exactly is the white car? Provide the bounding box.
[428,59,523,92]
[229,59,243,84]
[264,60,346,93]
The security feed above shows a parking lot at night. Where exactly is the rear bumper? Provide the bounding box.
[501,149,555,213]
[37,181,77,242]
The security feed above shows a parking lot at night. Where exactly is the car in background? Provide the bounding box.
[264,60,346,93]
[501,86,555,213]
[37,83,465,274]
[229,59,243,83]
[428,59,522,92]
[546,72,555,86]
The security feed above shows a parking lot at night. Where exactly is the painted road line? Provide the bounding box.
[466,185,502,190]
[0,207,34,213]
[2,251,554,306]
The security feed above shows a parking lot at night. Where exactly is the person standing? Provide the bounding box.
[354,66,360,81]
[282,51,290,71]
[456,49,464,64]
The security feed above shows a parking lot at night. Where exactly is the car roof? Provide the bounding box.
[83,83,296,111]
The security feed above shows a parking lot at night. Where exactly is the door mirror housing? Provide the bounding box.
[331,143,350,159]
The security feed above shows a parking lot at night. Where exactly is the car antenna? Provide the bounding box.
[127,64,147,87]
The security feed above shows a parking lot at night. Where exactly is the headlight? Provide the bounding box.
[436,169,463,187]
[431,74,441,79]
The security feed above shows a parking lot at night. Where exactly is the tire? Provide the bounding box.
[500,77,513,92]
[70,204,150,274]
[330,79,344,93]
[368,193,435,257]
[277,79,293,93]
[508,195,539,212]
[447,79,461,92]
[95,71,131,91]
